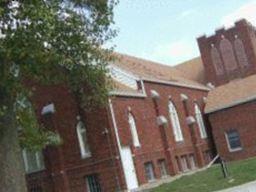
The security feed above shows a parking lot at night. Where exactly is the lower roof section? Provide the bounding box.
[205,74,256,114]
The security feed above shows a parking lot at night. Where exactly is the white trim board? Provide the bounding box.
[142,78,210,91]
[109,90,146,98]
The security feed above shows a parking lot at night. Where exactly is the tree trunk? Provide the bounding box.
[0,101,27,192]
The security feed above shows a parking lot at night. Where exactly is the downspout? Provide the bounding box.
[108,99,123,152]
[108,98,130,190]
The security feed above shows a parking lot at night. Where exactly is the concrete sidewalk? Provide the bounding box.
[216,180,256,192]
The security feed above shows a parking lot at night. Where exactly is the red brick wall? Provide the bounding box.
[208,100,256,161]
[26,80,214,191]
[26,171,54,192]
[111,81,214,185]
[197,19,256,86]
[27,84,123,192]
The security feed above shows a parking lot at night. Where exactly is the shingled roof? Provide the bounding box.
[111,53,208,91]
[205,75,256,113]
[174,57,206,84]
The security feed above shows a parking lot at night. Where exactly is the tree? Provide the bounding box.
[0,1,117,191]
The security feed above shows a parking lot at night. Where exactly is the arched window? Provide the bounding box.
[220,38,238,72]
[194,104,207,139]
[77,120,91,158]
[234,38,249,68]
[128,112,140,147]
[168,101,183,142]
[22,149,45,173]
[211,46,224,75]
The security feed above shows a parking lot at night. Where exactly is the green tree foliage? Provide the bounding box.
[0,0,117,149]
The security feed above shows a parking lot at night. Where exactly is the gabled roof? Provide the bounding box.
[205,75,256,114]
[174,57,206,84]
[111,53,209,91]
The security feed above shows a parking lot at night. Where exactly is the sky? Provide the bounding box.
[110,0,256,66]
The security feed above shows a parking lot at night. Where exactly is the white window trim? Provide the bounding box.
[180,156,189,172]
[225,132,242,153]
[128,113,141,147]
[77,121,91,159]
[158,160,168,178]
[189,154,197,170]
[168,101,184,142]
[144,162,155,182]
[108,65,139,89]
[195,104,207,139]
[22,149,45,174]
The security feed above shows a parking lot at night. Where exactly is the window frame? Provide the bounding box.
[188,154,197,170]
[211,45,224,75]
[220,38,238,72]
[76,120,91,159]
[194,104,207,139]
[144,162,155,182]
[225,130,242,152]
[168,100,184,142]
[128,112,141,147]
[158,159,168,178]
[180,155,189,172]
[22,149,45,174]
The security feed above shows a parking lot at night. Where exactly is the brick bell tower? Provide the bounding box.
[197,19,256,87]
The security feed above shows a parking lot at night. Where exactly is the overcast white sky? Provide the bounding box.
[111,0,256,66]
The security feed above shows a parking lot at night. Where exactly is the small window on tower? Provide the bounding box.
[220,38,238,72]
[211,45,224,75]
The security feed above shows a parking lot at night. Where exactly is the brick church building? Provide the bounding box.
[24,19,256,192]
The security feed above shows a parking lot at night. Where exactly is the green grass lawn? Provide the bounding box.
[152,157,256,192]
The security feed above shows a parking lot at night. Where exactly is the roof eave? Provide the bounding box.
[142,78,210,91]
[205,94,256,114]
[109,90,146,98]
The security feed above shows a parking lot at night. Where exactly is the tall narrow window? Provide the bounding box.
[22,149,45,173]
[77,120,91,158]
[234,38,249,68]
[128,112,140,147]
[195,104,207,139]
[168,100,183,142]
[211,45,224,75]
[220,38,238,72]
